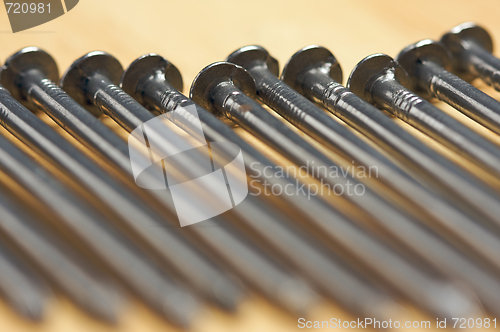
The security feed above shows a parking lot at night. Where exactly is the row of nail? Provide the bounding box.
[0,21,499,327]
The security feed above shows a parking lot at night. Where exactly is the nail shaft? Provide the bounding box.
[0,242,49,321]
[463,45,500,89]
[0,187,121,321]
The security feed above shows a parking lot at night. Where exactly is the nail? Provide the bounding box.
[189,61,490,319]
[281,45,500,275]
[0,243,50,321]
[62,51,391,319]
[0,187,122,322]
[441,22,500,91]
[347,52,500,231]
[397,39,500,136]
[0,47,245,313]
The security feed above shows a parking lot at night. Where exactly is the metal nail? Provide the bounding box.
[281,45,500,273]
[397,39,500,137]
[441,22,500,89]
[347,52,500,231]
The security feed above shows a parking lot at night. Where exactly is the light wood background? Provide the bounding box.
[1,0,500,331]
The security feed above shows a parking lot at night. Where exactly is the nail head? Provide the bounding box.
[190,61,256,127]
[120,53,183,105]
[281,45,343,95]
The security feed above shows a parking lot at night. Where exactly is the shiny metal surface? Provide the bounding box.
[1,47,244,312]
[0,92,199,326]
[4,48,324,316]
[123,54,454,319]
[60,50,395,319]
[223,47,500,315]
[190,61,491,319]
[0,242,49,321]
[281,45,500,275]
[0,188,121,322]
[397,39,500,136]
[348,53,500,231]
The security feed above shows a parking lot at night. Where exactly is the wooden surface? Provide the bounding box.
[1,0,500,331]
